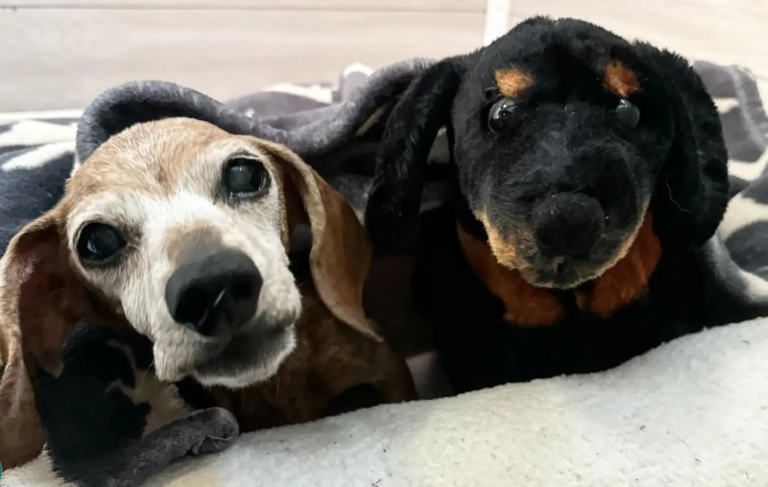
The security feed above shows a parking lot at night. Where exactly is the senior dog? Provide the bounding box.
[0,117,415,486]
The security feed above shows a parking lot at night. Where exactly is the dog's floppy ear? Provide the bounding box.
[262,141,382,342]
[0,210,87,468]
[365,58,463,250]
[636,43,729,252]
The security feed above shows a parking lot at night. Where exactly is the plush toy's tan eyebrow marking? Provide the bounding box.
[604,61,639,97]
[495,69,534,98]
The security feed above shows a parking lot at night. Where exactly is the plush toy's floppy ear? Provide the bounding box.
[260,141,382,342]
[364,59,462,250]
[636,43,730,252]
[0,211,87,468]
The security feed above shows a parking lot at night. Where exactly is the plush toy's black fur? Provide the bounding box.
[411,203,766,393]
[365,17,765,393]
[368,17,729,275]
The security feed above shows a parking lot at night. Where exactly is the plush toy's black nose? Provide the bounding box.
[165,251,263,336]
[531,193,605,258]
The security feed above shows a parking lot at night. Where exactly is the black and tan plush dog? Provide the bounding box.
[365,17,768,392]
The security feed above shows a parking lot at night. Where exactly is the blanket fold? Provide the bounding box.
[6,319,768,486]
[76,59,436,173]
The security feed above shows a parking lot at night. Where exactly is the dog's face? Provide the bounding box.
[0,118,376,395]
[63,119,303,386]
[365,17,728,291]
[453,20,674,288]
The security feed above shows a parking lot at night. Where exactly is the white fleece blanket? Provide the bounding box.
[6,318,767,487]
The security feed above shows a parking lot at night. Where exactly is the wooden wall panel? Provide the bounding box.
[0,9,484,111]
[0,0,486,11]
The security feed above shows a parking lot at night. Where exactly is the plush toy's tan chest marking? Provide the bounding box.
[574,214,661,318]
[458,213,662,325]
[457,225,564,326]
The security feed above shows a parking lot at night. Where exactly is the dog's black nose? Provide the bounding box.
[165,251,263,336]
[532,193,605,258]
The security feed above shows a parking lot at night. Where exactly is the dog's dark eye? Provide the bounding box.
[616,99,640,128]
[488,98,517,134]
[224,156,270,197]
[77,223,126,264]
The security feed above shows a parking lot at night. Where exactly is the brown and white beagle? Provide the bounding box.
[0,117,416,473]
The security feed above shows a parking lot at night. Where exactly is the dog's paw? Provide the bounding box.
[186,407,240,456]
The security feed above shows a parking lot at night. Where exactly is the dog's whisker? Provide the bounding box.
[275,374,281,399]
[140,359,156,385]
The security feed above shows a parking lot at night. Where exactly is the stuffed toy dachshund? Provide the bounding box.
[365,17,768,393]
[0,117,415,485]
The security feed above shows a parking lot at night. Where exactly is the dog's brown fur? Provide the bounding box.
[0,214,89,468]
[0,118,416,468]
[206,290,414,430]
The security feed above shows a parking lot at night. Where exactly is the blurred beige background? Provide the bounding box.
[0,0,766,113]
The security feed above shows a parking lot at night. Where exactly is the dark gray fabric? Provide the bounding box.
[52,407,239,487]
[74,59,433,169]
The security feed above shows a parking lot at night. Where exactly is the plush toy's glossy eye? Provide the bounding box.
[488,98,517,134]
[77,223,126,265]
[224,155,270,198]
[616,99,640,128]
